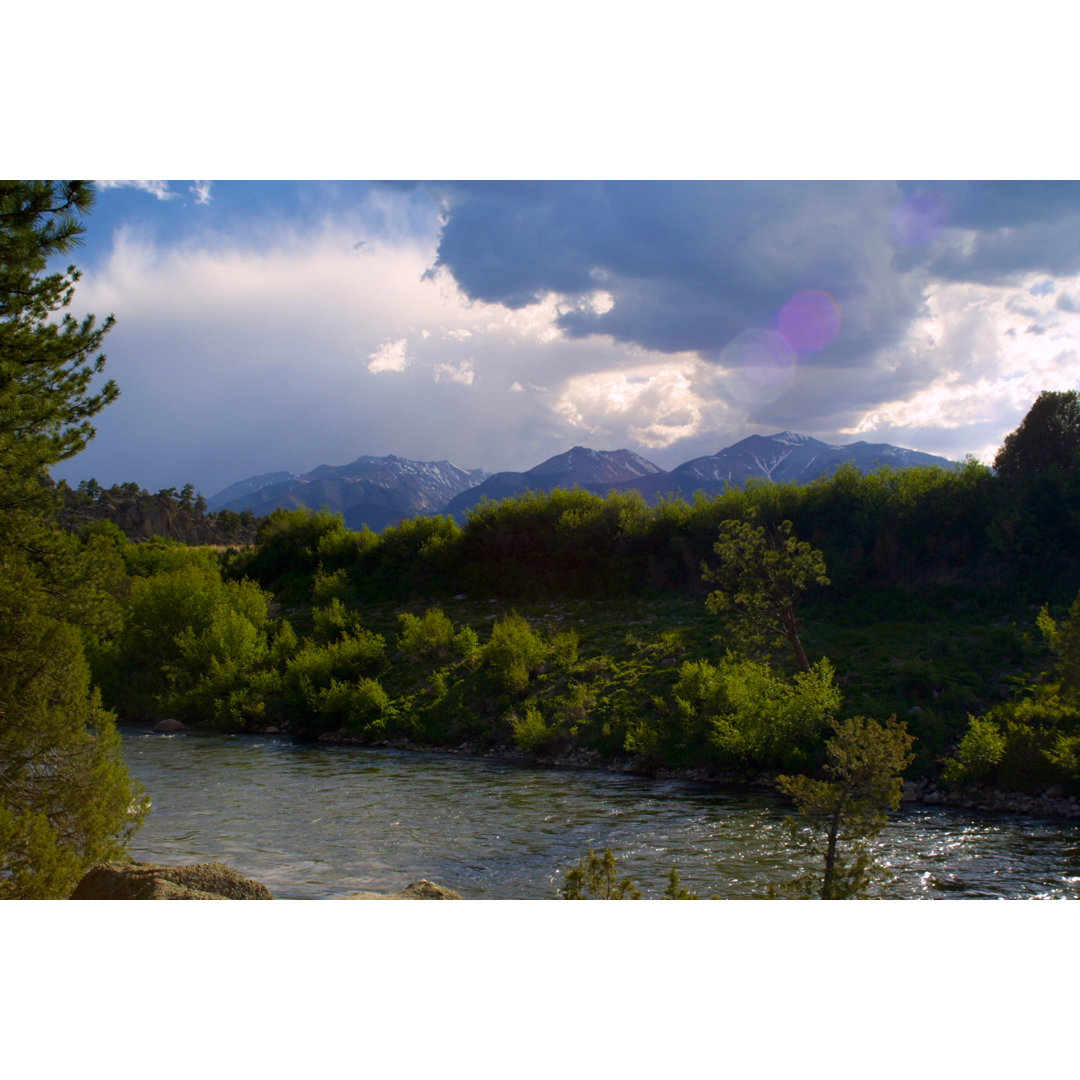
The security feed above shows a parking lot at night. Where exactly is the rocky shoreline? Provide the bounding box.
[69,860,461,900]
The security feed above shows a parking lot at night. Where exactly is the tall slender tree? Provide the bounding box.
[0,181,144,898]
[703,516,829,673]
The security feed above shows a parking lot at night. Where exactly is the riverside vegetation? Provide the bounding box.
[39,395,1080,898]
[6,181,1080,898]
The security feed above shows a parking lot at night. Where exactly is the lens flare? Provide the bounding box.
[775,290,842,354]
[718,328,798,405]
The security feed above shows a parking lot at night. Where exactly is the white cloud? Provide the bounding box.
[368,338,411,373]
[97,180,178,200]
[190,181,212,205]
[433,358,475,385]
[553,361,710,449]
[839,272,1080,461]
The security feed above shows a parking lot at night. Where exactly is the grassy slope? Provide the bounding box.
[324,589,1045,777]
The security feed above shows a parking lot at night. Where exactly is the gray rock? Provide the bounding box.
[70,860,273,900]
[153,718,184,733]
[340,879,462,900]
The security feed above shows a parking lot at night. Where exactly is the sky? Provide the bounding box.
[51,179,1080,499]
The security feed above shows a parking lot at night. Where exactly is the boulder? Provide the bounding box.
[341,879,462,900]
[399,879,462,899]
[70,860,273,900]
[153,718,184,733]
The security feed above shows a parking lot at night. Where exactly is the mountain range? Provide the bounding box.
[208,433,955,531]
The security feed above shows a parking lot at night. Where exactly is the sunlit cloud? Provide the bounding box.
[368,338,411,374]
[553,361,708,449]
[433,358,475,385]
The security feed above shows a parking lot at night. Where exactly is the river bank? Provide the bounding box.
[120,726,1080,899]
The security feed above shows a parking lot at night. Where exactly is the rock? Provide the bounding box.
[340,879,462,900]
[70,860,273,900]
[153,718,184,733]
[907,706,923,717]
[399,879,461,899]
[901,780,919,803]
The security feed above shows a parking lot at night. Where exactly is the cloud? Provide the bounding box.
[368,338,411,373]
[54,182,1080,498]
[433,358,475,385]
[97,180,178,201]
[190,181,212,205]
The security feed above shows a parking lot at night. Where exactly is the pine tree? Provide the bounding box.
[0,181,144,898]
[776,715,914,899]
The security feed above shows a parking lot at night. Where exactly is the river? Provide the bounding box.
[121,728,1080,899]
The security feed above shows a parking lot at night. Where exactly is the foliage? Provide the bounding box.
[482,612,552,694]
[941,716,1007,786]
[560,847,641,899]
[662,866,698,899]
[0,182,116,507]
[0,182,145,895]
[940,589,1080,791]
[704,516,829,671]
[0,549,147,897]
[397,608,457,661]
[776,715,914,899]
[98,560,272,720]
[994,389,1080,480]
[674,655,842,772]
[509,702,557,752]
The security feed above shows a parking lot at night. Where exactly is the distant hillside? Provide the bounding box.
[442,447,664,520]
[55,479,259,546]
[206,471,297,511]
[211,455,490,532]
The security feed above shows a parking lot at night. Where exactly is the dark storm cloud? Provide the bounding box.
[899,181,1080,284]
[423,181,922,367]
[414,182,1080,375]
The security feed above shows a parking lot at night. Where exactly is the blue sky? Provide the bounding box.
[53,179,1080,498]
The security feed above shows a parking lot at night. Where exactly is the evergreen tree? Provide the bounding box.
[776,715,914,899]
[0,181,144,898]
[0,182,117,510]
[560,848,641,899]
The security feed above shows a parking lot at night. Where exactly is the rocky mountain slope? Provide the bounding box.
[597,432,955,501]
[210,455,490,532]
[209,434,956,531]
[442,446,665,520]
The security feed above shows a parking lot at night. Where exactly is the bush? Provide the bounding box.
[941,715,1007,786]
[674,655,841,772]
[482,613,549,693]
[509,702,556,752]
[397,608,456,661]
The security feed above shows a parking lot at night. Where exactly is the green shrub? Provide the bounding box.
[942,715,1007,785]
[510,702,556,752]
[397,608,456,661]
[482,613,549,693]
[560,848,641,899]
[674,655,841,772]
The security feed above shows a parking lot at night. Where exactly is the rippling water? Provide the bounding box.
[121,729,1080,899]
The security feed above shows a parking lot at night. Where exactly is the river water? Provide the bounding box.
[121,728,1080,899]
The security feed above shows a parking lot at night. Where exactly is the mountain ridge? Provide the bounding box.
[208,433,956,531]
